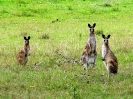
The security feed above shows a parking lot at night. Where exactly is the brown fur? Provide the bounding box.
[105,51,118,74]
[84,43,91,55]
[17,36,30,66]
[17,50,28,65]
[102,34,118,77]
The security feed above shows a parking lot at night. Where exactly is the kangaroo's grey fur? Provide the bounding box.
[80,23,97,70]
[102,34,118,78]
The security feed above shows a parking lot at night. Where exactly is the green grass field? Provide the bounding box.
[0,0,133,98]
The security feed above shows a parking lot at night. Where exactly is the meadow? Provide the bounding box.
[0,0,133,98]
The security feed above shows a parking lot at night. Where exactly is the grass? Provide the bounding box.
[0,0,133,98]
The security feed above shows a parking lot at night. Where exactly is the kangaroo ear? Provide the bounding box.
[93,23,96,27]
[28,36,30,40]
[88,24,91,28]
[107,35,111,39]
[24,36,27,40]
[102,34,105,39]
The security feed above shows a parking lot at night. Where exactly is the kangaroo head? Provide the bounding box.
[102,34,110,45]
[88,23,96,34]
[24,36,30,45]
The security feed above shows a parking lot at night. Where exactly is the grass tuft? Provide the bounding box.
[20,32,28,37]
[40,34,50,39]
[0,9,9,14]
[89,7,96,14]
[103,3,112,7]
[68,6,74,11]
[112,7,120,12]
[95,30,104,36]
[17,0,29,4]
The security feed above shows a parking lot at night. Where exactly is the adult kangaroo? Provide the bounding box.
[102,34,118,78]
[81,23,97,70]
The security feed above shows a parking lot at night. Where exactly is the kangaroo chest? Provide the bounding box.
[24,46,30,55]
[88,37,96,51]
[102,44,108,59]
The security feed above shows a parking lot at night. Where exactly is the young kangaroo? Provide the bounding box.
[17,36,30,66]
[102,34,118,78]
[80,23,97,70]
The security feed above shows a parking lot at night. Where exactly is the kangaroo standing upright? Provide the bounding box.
[17,36,30,66]
[80,23,97,70]
[102,34,118,78]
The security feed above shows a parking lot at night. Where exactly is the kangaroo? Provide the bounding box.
[102,34,118,78]
[17,36,30,66]
[80,23,97,70]
[88,23,97,55]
